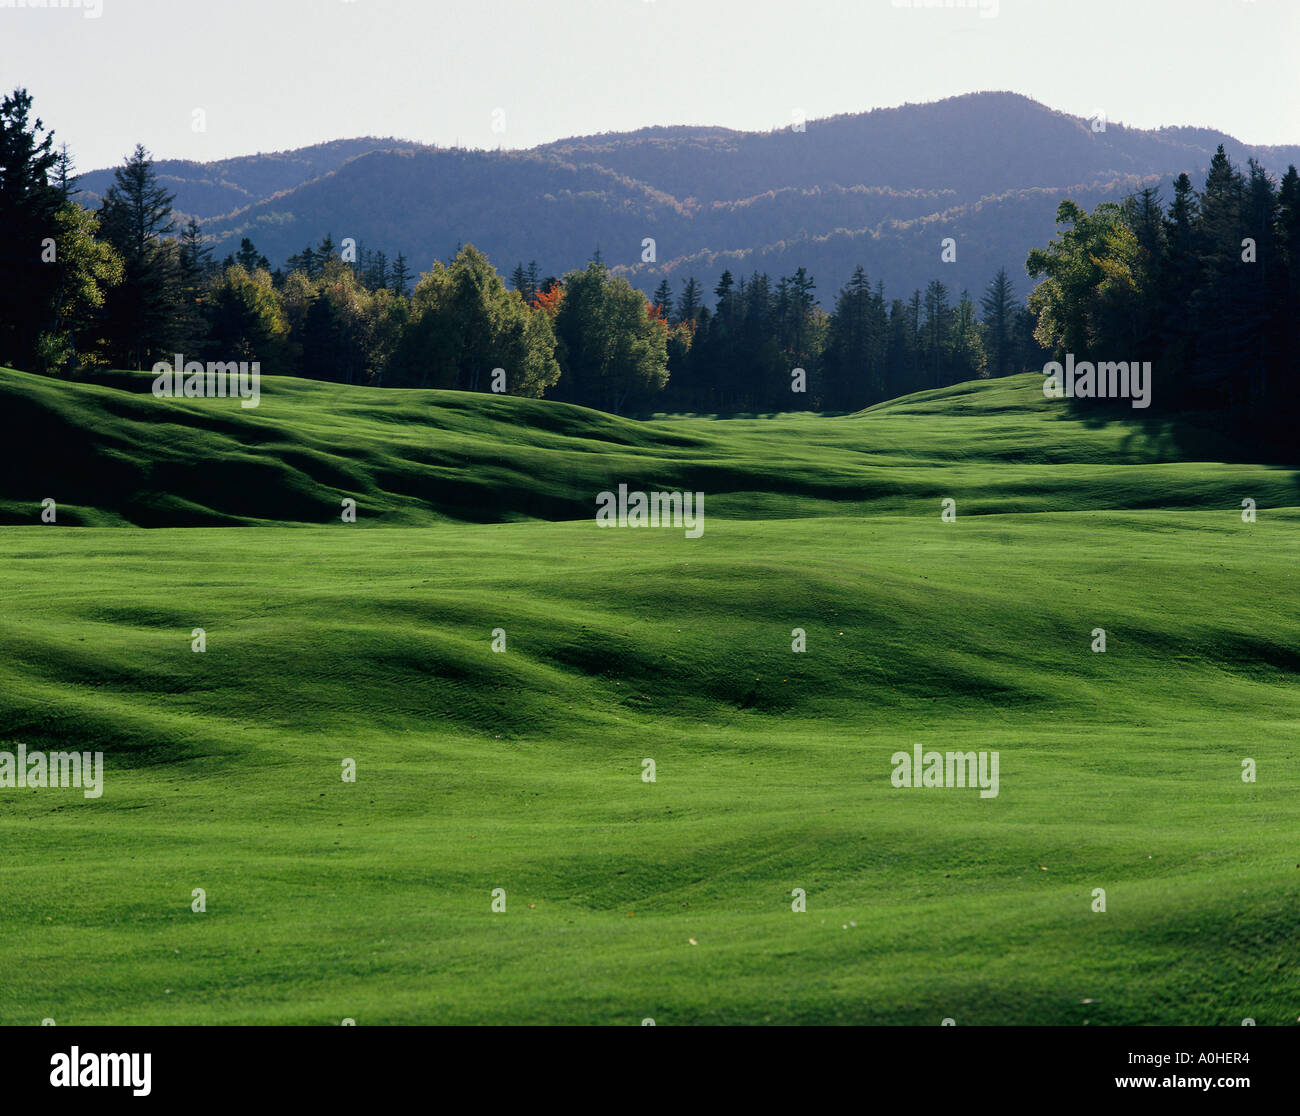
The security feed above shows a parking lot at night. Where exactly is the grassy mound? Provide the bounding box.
[4,367,1293,526]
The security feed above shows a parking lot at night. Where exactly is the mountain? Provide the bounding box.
[76,137,429,222]
[537,93,1300,203]
[80,92,1300,305]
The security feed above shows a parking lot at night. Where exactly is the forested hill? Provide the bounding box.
[77,92,1300,304]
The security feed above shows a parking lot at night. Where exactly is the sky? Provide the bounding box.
[3,0,1297,172]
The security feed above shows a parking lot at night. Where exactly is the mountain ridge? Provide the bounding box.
[74,92,1300,304]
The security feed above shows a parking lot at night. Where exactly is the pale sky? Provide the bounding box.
[3,0,1297,172]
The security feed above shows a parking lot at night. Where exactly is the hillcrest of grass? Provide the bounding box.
[4,367,1291,526]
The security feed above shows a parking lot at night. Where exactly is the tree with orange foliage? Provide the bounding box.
[531,282,564,319]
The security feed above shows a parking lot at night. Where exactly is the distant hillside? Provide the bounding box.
[76,137,430,221]
[208,147,688,284]
[79,92,1300,304]
[537,93,1300,204]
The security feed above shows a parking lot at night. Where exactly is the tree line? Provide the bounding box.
[1028,145,1300,446]
[0,88,1047,416]
[3,86,1295,445]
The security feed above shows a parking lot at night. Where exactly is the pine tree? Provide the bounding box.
[1278,166,1300,317]
[676,277,702,324]
[0,87,62,370]
[1161,173,1199,382]
[1128,186,1165,259]
[885,297,912,400]
[178,219,209,274]
[823,265,883,408]
[390,252,412,297]
[978,268,1016,378]
[907,290,923,389]
[923,279,951,387]
[235,237,268,271]
[714,271,737,319]
[97,143,179,368]
[652,279,673,321]
[53,142,77,201]
[1238,160,1280,402]
[175,218,212,352]
[366,249,388,292]
[1199,145,1246,271]
[1193,148,1250,405]
[786,268,816,365]
[286,244,317,278]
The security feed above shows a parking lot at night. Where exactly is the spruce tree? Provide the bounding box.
[652,279,673,321]
[0,88,63,369]
[978,268,1016,379]
[390,252,412,297]
[676,277,702,324]
[97,143,179,368]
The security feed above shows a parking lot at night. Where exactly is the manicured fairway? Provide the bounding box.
[1,369,1297,1024]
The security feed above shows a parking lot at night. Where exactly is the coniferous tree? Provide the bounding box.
[1240,160,1279,401]
[0,88,63,370]
[1022,151,1298,447]
[285,243,320,280]
[922,279,951,386]
[741,270,789,410]
[97,143,180,369]
[174,218,212,353]
[652,279,674,322]
[979,267,1017,379]
[1160,174,1200,405]
[784,267,817,369]
[885,297,913,401]
[823,265,885,408]
[234,237,269,272]
[53,142,76,201]
[676,277,703,324]
[389,252,411,297]
[907,289,923,387]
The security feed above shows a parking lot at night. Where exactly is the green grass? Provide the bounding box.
[3,367,1294,526]
[1,368,1297,1024]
